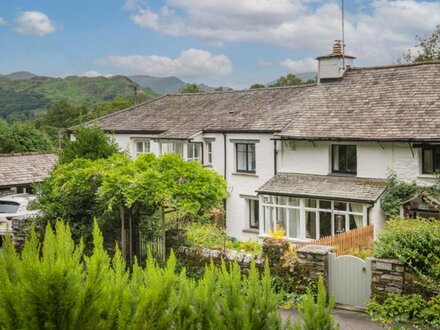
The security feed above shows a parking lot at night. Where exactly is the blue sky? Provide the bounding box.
[0,0,439,88]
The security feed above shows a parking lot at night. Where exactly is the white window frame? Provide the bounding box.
[134,140,150,158]
[206,141,213,164]
[160,142,184,157]
[187,142,202,162]
[261,195,365,241]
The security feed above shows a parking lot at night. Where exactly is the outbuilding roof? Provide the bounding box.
[82,61,440,141]
[256,173,388,203]
[0,152,58,188]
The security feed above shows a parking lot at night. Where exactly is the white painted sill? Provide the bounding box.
[242,228,259,234]
[232,172,258,177]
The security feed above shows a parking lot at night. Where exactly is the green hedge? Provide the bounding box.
[0,221,286,330]
[373,217,440,279]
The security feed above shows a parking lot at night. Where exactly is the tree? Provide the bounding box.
[270,74,303,87]
[179,83,202,93]
[0,120,55,153]
[36,153,227,262]
[59,125,120,164]
[398,25,440,63]
[250,83,265,89]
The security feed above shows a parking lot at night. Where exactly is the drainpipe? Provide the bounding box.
[223,132,227,222]
[366,204,374,226]
[273,139,278,175]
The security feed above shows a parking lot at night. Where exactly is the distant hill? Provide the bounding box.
[129,75,186,94]
[0,73,158,122]
[2,71,38,80]
[129,75,231,94]
[266,71,317,86]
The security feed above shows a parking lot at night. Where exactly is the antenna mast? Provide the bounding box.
[341,0,345,70]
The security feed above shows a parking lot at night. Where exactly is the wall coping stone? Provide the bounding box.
[297,245,333,255]
[371,257,404,265]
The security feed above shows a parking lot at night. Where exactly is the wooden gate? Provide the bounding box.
[328,253,371,308]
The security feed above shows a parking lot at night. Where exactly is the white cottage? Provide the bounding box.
[78,45,440,242]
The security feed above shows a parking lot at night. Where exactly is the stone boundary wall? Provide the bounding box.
[370,258,404,295]
[176,246,264,271]
[297,245,333,289]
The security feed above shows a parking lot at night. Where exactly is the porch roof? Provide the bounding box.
[256,173,388,203]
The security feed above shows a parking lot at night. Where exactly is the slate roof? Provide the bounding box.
[82,61,440,141]
[277,62,440,141]
[0,152,58,188]
[256,173,388,203]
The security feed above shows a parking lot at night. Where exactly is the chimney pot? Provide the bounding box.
[333,40,343,55]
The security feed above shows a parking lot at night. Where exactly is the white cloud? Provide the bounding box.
[80,71,113,78]
[127,0,440,65]
[95,48,232,79]
[15,11,56,36]
[0,17,6,26]
[280,58,317,73]
[258,59,273,67]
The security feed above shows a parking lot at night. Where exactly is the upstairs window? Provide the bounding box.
[187,143,202,162]
[236,143,256,173]
[206,142,213,164]
[422,145,440,174]
[332,145,357,174]
[135,141,150,157]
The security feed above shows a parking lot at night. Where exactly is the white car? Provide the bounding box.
[0,194,39,236]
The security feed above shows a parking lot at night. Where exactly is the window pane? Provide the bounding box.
[319,200,331,209]
[334,201,347,211]
[434,149,440,173]
[136,142,144,153]
[288,197,300,207]
[264,206,274,233]
[0,201,20,213]
[278,196,288,205]
[250,200,259,229]
[248,144,256,171]
[349,215,363,230]
[276,207,287,232]
[305,199,317,208]
[237,144,247,171]
[349,203,363,214]
[332,145,340,171]
[334,214,346,234]
[288,208,300,239]
[346,145,357,172]
[306,211,316,239]
[319,211,332,238]
[262,195,273,204]
[423,149,433,174]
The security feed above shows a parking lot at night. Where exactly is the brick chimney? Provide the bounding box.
[316,40,355,84]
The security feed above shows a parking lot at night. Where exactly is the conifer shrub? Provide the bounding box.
[0,221,287,329]
[293,276,339,330]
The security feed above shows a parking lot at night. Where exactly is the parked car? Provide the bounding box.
[0,194,39,237]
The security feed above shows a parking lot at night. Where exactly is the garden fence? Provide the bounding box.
[297,225,374,256]
[139,234,165,262]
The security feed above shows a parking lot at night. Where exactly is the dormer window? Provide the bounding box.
[332,145,357,174]
[422,145,440,174]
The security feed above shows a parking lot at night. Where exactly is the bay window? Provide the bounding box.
[262,195,365,241]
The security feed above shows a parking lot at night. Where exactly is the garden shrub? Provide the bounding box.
[367,293,440,328]
[0,221,287,330]
[380,171,418,218]
[185,222,261,254]
[294,276,339,330]
[373,217,440,280]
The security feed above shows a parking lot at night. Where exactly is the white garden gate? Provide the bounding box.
[328,253,371,308]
